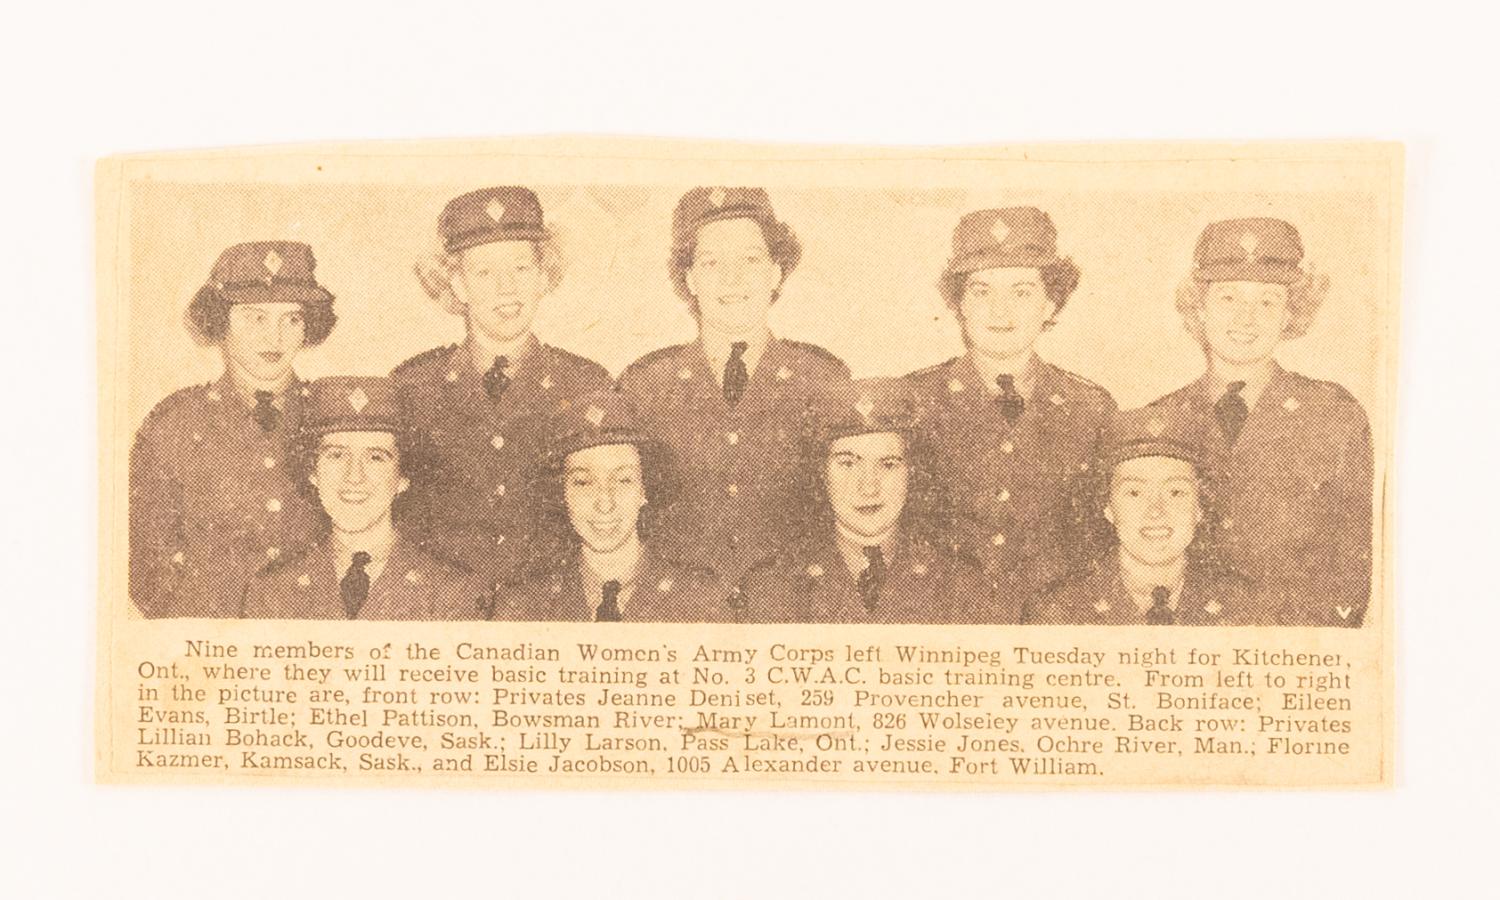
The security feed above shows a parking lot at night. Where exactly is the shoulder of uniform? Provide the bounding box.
[620,343,691,381]
[1283,371,1363,408]
[256,547,315,581]
[391,344,457,379]
[1045,365,1116,410]
[541,344,610,379]
[904,357,963,386]
[783,340,851,376]
[413,545,475,578]
[143,382,216,423]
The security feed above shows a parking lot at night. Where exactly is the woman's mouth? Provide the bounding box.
[1139,525,1173,541]
[337,490,370,504]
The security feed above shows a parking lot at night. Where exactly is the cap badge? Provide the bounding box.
[1147,416,1167,438]
[262,249,283,277]
[584,404,606,428]
[708,187,727,208]
[485,199,506,222]
[854,396,875,424]
[1239,231,1259,262]
[346,387,369,413]
[990,218,1011,244]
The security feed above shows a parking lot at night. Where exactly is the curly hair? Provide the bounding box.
[288,425,431,531]
[937,257,1081,317]
[526,439,680,553]
[185,286,337,346]
[787,427,954,548]
[667,214,803,312]
[1175,268,1331,348]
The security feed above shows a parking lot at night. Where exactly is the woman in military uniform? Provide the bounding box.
[244,377,488,620]
[492,391,735,623]
[129,241,337,618]
[394,186,612,588]
[618,187,853,583]
[1026,405,1262,626]
[1147,218,1373,627]
[736,379,993,624]
[903,208,1116,620]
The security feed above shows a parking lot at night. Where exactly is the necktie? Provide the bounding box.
[597,579,622,622]
[1146,585,1175,625]
[483,356,510,400]
[251,390,279,432]
[1214,380,1249,444]
[340,551,372,619]
[857,546,886,613]
[996,374,1025,424]
[723,342,749,405]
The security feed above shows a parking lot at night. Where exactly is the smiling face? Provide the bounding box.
[1105,455,1203,566]
[564,443,647,554]
[453,240,549,344]
[684,217,782,335]
[958,267,1056,361]
[222,302,306,388]
[1199,280,1291,366]
[311,431,408,535]
[825,431,909,542]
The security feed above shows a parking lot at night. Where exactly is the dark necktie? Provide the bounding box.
[597,579,622,622]
[251,390,279,432]
[723,341,749,405]
[1214,380,1249,445]
[483,355,510,400]
[1145,585,1175,625]
[340,551,372,619]
[996,374,1025,424]
[857,546,886,613]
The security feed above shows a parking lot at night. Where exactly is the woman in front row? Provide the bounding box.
[492,391,736,623]
[736,379,995,624]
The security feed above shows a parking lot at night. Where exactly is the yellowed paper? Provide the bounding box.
[97,138,1399,788]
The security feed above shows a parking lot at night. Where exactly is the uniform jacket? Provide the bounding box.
[129,376,322,618]
[391,338,611,584]
[618,337,853,582]
[1025,556,1261,626]
[736,533,998,624]
[1149,364,1373,627]
[242,536,487,620]
[493,546,736,623]
[904,355,1116,605]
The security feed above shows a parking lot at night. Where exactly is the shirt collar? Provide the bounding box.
[1205,359,1283,411]
[700,329,772,382]
[464,332,540,376]
[1116,549,1187,614]
[834,524,899,577]
[331,525,399,585]
[967,351,1040,398]
[579,538,645,614]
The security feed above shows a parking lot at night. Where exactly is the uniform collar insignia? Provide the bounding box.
[405,569,421,584]
[1283,396,1300,412]
[657,578,673,593]
[776,366,792,381]
[1204,600,1222,616]
[911,562,928,576]
[806,564,824,578]
[1049,392,1065,406]
[678,366,694,380]
[1093,599,1110,614]
[297,573,311,588]
[540,373,554,390]
[948,378,965,393]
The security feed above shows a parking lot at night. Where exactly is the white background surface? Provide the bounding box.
[3,1,1496,897]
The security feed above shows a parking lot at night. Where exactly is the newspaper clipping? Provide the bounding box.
[95,138,1399,788]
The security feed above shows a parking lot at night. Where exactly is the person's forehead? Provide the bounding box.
[694,217,768,249]
[566,442,642,470]
[830,431,906,456]
[966,266,1042,285]
[319,430,397,449]
[459,240,537,265]
[232,301,304,315]
[1112,454,1198,480]
[1207,279,1288,294]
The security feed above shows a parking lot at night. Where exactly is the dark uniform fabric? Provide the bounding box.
[494,548,735,623]
[391,338,611,584]
[1148,364,1373,626]
[736,536,995,624]
[243,537,487,620]
[1026,557,1259,626]
[618,337,853,582]
[129,377,322,618]
[905,355,1116,620]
